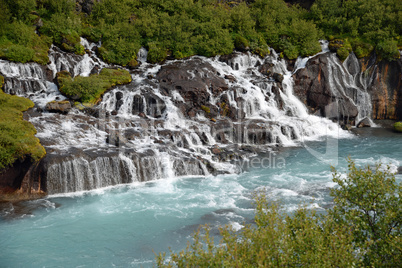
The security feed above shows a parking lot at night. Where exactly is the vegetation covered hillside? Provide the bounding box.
[0,0,400,66]
[0,76,46,170]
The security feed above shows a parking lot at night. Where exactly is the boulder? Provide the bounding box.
[45,100,72,114]
[357,117,372,128]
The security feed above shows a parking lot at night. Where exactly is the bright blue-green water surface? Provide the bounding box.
[1,128,401,267]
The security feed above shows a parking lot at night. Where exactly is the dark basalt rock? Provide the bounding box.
[293,51,402,123]
[75,0,97,14]
[157,58,229,120]
[131,92,166,118]
[293,53,359,125]
[362,55,402,120]
[0,158,33,194]
[157,58,228,104]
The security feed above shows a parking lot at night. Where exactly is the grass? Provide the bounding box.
[0,76,46,170]
[57,68,132,104]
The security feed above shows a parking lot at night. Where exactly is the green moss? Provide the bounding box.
[393,122,402,133]
[0,89,46,170]
[220,102,230,117]
[201,105,210,114]
[57,68,132,103]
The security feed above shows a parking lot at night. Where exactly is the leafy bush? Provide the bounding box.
[147,42,168,64]
[311,0,401,61]
[336,47,350,61]
[156,158,401,267]
[0,83,46,170]
[331,158,402,266]
[57,68,132,103]
[0,0,401,64]
[234,35,249,51]
[0,21,51,64]
[376,39,400,61]
[96,23,141,66]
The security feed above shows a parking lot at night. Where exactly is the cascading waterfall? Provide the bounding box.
[0,39,358,194]
[326,52,375,125]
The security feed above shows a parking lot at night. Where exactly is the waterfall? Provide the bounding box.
[1,39,360,194]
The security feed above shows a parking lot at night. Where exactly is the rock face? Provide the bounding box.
[0,157,45,200]
[293,52,402,124]
[293,53,359,125]
[362,56,402,120]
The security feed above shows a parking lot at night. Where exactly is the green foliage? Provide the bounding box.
[57,68,132,103]
[336,47,350,61]
[0,87,46,170]
[234,35,249,51]
[39,14,82,54]
[311,0,401,61]
[96,23,141,66]
[394,122,402,132]
[0,0,400,64]
[0,21,51,64]
[147,42,168,64]
[156,158,402,267]
[376,39,400,61]
[3,0,36,23]
[331,158,402,267]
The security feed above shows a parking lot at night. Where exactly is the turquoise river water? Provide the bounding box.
[1,128,401,267]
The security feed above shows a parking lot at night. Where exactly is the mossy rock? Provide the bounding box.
[201,105,211,114]
[0,91,46,170]
[393,122,402,133]
[329,39,345,52]
[330,39,352,61]
[57,68,132,104]
[0,75,4,89]
[234,35,249,52]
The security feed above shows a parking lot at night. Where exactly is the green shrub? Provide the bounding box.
[147,42,168,64]
[0,87,46,170]
[156,158,401,267]
[376,39,400,61]
[336,46,350,61]
[0,21,50,64]
[96,23,141,66]
[234,35,249,51]
[57,68,132,103]
[331,158,402,266]
[352,39,374,58]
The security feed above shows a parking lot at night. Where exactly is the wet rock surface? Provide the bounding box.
[293,52,402,124]
[2,42,400,198]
